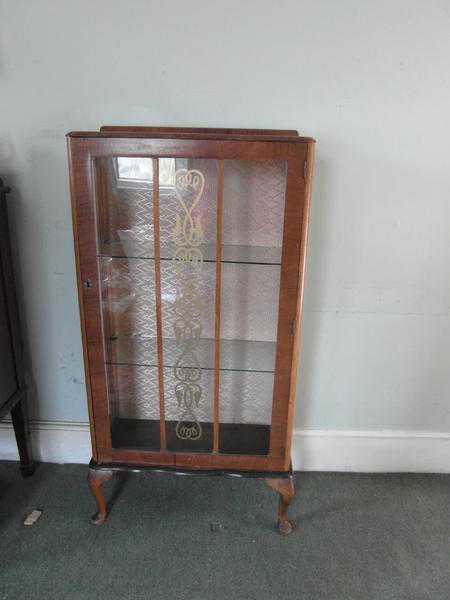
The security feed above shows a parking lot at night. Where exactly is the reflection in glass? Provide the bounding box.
[117,156,175,185]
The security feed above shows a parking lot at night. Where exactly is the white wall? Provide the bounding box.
[1,1,450,466]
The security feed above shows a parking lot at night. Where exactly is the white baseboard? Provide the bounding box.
[1,421,449,472]
[292,429,450,473]
[0,420,92,464]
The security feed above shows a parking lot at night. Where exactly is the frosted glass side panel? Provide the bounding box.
[222,159,286,251]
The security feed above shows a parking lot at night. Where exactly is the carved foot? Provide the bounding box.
[266,475,295,535]
[88,468,113,525]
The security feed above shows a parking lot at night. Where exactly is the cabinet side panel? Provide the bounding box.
[283,142,315,469]
[269,145,309,469]
[67,138,112,461]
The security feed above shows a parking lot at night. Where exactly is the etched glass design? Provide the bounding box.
[171,168,206,441]
[160,159,217,452]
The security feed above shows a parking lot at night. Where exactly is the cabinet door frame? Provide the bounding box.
[68,134,313,472]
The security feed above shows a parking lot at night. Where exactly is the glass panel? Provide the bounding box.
[95,157,161,450]
[101,157,282,266]
[159,159,218,452]
[95,156,287,457]
[219,160,287,455]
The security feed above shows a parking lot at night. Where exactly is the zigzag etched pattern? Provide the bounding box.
[223,160,286,247]
[102,258,278,342]
[109,364,273,424]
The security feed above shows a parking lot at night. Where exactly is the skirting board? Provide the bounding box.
[0,421,449,472]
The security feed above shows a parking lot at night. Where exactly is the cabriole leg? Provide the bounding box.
[88,468,113,525]
[266,475,295,534]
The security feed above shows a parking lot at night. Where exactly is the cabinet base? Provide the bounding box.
[87,459,295,533]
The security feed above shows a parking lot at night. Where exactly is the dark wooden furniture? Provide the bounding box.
[67,126,314,533]
[0,178,34,477]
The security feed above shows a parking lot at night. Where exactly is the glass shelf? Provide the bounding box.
[108,364,275,426]
[106,336,276,373]
[100,240,281,266]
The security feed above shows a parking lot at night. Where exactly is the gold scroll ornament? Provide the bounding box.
[171,169,205,441]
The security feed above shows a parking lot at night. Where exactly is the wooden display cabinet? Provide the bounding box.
[67,126,314,533]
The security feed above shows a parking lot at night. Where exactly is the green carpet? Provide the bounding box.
[0,463,449,600]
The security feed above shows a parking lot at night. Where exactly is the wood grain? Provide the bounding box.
[67,130,315,472]
[282,141,315,469]
[111,448,275,472]
[67,138,112,461]
[68,131,315,144]
[268,145,309,467]
[100,125,300,137]
[88,468,113,525]
[266,474,295,534]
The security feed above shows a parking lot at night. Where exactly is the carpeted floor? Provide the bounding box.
[0,463,448,600]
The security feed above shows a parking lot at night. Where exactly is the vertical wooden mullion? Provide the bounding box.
[152,158,166,450]
[213,161,225,453]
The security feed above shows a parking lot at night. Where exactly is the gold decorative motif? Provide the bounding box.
[172,169,205,440]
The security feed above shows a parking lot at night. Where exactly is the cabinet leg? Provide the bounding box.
[88,468,113,525]
[11,397,35,478]
[266,475,295,534]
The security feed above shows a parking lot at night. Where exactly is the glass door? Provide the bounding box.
[94,155,286,456]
